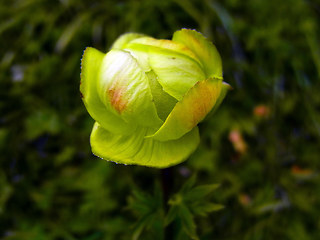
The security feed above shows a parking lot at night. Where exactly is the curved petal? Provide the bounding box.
[148,50,206,101]
[111,33,147,49]
[149,78,223,141]
[172,29,223,79]
[80,47,133,134]
[205,81,231,119]
[126,39,206,100]
[90,122,200,168]
[98,49,163,129]
[128,37,202,65]
[146,70,178,121]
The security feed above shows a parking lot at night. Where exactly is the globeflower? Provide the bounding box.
[80,29,230,168]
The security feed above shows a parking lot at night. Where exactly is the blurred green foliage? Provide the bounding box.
[1,0,320,239]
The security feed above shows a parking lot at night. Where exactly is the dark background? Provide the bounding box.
[1,0,320,239]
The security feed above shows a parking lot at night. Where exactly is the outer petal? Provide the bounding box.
[80,47,133,134]
[111,33,146,49]
[98,49,163,129]
[90,122,200,168]
[128,37,202,65]
[172,29,223,79]
[149,78,223,141]
[206,81,231,118]
[126,38,206,101]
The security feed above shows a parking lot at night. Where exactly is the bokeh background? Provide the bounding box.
[1,0,320,239]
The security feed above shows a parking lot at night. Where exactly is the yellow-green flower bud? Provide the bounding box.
[80,29,230,168]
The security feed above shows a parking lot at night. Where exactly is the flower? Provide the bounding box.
[228,129,247,155]
[80,29,230,168]
[253,104,270,118]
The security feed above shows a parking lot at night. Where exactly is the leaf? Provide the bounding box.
[165,204,179,226]
[178,203,199,240]
[24,109,61,140]
[180,175,197,193]
[189,202,224,217]
[166,176,223,238]
[184,184,220,201]
[129,190,155,214]
[172,0,203,26]
[127,185,164,240]
[132,214,156,240]
[55,14,87,53]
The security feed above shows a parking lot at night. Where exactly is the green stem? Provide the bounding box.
[161,167,174,240]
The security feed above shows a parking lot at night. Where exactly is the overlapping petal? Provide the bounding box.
[172,29,223,79]
[149,78,223,141]
[111,33,146,49]
[80,47,134,134]
[81,29,229,168]
[125,38,206,100]
[90,122,200,168]
[98,49,163,129]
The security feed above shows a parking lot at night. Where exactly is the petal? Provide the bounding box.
[80,47,133,134]
[148,50,206,101]
[111,33,147,49]
[206,81,231,118]
[172,29,223,79]
[146,70,178,121]
[149,78,223,141]
[98,49,163,129]
[128,37,202,65]
[90,122,200,168]
[126,38,206,100]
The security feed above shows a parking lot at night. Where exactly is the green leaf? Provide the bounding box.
[24,109,61,140]
[132,217,149,240]
[55,14,87,53]
[149,77,223,141]
[179,203,199,240]
[127,184,164,240]
[184,184,220,201]
[172,29,223,78]
[80,47,133,134]
[90,122,200,168]
[180,175,197,193]
[165,204,179,226]
[0,173,12,213]
[129,190,155,214]
[189,202,224,217]
[166,177,223,237]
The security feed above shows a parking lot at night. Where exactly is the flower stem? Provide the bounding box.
[161,167,174,240]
